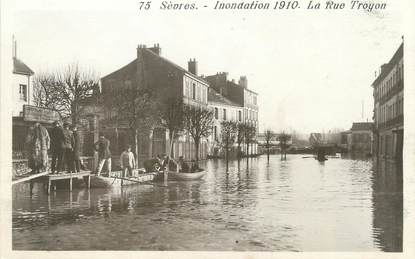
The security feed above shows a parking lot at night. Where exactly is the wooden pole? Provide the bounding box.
[47,178,51,194]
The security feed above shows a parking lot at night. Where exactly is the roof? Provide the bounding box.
[101,59,136,80]
[351,122,373,131]
[371,42,403,87]
[208,88,242,107]
[143,48,209,85]
[101,48,209,85]
[13,57,34,75]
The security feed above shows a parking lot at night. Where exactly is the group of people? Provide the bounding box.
[25,121,196,176]
[25,120,83,174]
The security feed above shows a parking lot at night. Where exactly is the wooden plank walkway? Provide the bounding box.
[12,170,93,194]
[46,171,92,194]
[12,171,49,185]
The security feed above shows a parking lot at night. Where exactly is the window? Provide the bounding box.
[253,95,257,105]
[214,107,218,119]
[192,83,196,100]
[19,84,27,101]
[238,110,241,121]
[223,108,227,120]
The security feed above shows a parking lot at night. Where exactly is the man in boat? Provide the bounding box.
[95,133,112,176]
[178,156,189,173]
[120,145,135,177]
[143,155,163,173]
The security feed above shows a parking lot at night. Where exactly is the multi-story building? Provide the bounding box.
[207,88,243,157]
[204,73,259,155]
[99,44,210,164]
[372,42,403,163]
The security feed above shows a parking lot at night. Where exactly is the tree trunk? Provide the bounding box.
[225,141,229,172]
[168,130,175,158]
[267,144,270,162]
[195,139,200,166]
[135,129,139,168]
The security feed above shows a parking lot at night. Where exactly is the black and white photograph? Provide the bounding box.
[1,0,414,257]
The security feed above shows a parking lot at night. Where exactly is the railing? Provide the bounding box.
[377,80,403,105]
[378,114,403,130]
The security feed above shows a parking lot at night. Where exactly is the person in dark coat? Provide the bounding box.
[50,120,64,174]
[71,125,82,173]
[143,155,163,173]
[61,122,75,173]
[94,133,111,176]
[178,156,189,173]
[25,122,50,174]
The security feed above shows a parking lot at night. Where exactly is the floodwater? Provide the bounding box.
[12,154,402,251]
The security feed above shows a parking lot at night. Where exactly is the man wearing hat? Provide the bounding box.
[61,122,75,173]
[50,120,64,174]
[94,133,112,176]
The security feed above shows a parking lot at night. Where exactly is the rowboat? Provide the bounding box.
[165,170,207,181]
[90,171,160,188]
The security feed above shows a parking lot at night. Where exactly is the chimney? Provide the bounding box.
[239,76,248,89]
[188,58,198,75]
[148,43,161,55]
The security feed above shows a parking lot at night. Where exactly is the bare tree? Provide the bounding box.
[244,124,256,157]
[159,97,184,159]
[264,129,275,161]
[107,87,159,165]
[278,132,291,160]
[183,105,214,167]
[32,64,100,124]
[32,73,62,114]
[236,123,246,159]
[220,121,237,171]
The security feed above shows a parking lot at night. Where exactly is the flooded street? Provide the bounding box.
[12,154,402,251]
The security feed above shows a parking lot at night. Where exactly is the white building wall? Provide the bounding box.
[207,101,243,157]
[12,73,31,117]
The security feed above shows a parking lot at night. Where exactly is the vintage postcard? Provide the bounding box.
[1,0,414,258]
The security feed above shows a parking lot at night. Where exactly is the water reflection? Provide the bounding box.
[12,155,403,251]
[372,161,403,252]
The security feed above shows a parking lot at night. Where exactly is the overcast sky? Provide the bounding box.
[11,0,403,134]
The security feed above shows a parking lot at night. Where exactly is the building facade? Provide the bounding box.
[12,41,34,117]
[204,73,259,155]
[372,42,403,163]
[207,88,243,157]
[99,44,210,164]
[341,122,373,155]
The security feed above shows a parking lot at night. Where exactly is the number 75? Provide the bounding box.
[139,1,151,10]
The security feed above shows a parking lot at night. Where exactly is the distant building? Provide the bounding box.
[204,73,259,155]
[99,44,210,163]
[372,42,403,163]
[342,122,373,155]
[12,39,34,117]
[257,133,292,154]
[207,88,243,157]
